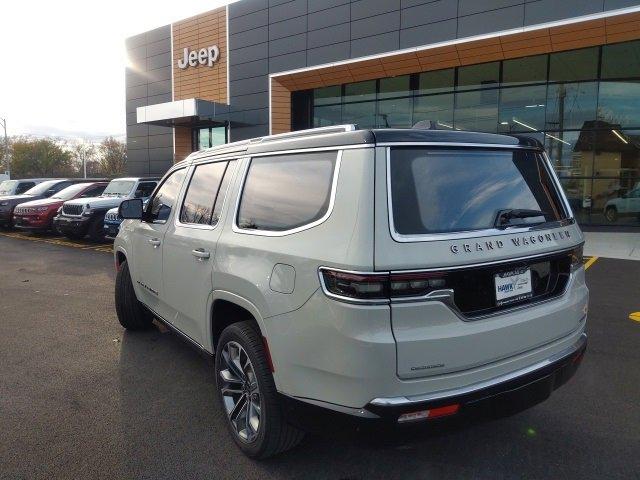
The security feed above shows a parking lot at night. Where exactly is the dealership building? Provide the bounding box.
[125,0,640,227]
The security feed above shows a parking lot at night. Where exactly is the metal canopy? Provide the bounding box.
[136,98,230,127]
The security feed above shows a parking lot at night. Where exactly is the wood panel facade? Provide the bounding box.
[172,8,227,104]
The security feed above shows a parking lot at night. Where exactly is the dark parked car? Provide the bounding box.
[0,179,49,197]
[0,179,105,228]
[12,182,108,232]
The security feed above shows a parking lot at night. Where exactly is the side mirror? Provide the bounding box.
[119,198,144,219]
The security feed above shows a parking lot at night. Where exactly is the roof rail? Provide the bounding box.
[256,124,357,143]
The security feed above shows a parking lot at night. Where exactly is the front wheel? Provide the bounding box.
[215,321,304,459]
[115,260,153,330]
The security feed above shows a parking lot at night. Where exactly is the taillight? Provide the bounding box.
[320,269,388,302]
[320,268,449,303]
[570,244,584,272]
[389,272,447,298]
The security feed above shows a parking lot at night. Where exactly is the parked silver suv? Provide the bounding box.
[113,125,588,458]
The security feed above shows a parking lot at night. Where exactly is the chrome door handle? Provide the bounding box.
[191,248,210,260]
[148,238,161,248]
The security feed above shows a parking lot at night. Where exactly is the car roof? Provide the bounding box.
[183,125,544,165]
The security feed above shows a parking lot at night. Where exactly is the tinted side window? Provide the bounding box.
[16,182,35,194]
[82,185,106,197]
[237,152,337,232]
[212,161,236,225]
[180,161,228,225]
[136,182,157,198]
[48,182,71,196]
[148,169,186,223]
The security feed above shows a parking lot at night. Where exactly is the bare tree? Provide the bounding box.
[99,137,126,177]
[72,142,96,178]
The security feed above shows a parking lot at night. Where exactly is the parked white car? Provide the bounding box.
[113,125,588,459]
[604,184,640,222]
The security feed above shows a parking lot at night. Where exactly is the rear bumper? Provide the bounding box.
[282,333,586,430]
[366,332,586,420]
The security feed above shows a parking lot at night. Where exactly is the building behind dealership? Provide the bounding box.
[125,0,640,227]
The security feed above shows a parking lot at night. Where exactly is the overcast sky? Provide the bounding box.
[0,0,237,141]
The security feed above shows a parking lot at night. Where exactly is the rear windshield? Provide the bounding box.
[389,148,567,235]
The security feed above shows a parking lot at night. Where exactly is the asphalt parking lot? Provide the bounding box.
[1,233,639,480]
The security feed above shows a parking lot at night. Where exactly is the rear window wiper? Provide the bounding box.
[495,209,548,229]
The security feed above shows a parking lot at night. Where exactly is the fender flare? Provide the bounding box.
[206,290,269,351]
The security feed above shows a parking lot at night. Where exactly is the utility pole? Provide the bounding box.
[0,118,8,178]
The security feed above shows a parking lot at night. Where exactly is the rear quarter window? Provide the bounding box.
[237,151,338,232]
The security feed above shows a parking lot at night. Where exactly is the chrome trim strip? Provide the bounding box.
[232,150,343,237]
[378,142,541,149]
[370,332,587,407]
[281,393,380,418]
[385,146,575,243]
[317,266,389,306]
[173,160,238,231]
[143,303,209,353]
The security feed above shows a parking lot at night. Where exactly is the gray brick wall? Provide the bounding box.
[124,25,174,176]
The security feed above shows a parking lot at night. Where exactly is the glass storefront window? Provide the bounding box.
[313,104,342,127]
[502,55,548,86]
[549,47,599,82]
[498,84,547,133]
[417,69,454,95]
[198,128,211,151]
[454,89,499,132]
[195,126,227,151]
[314,85,341,106]
[592,178,640,225]
[601,40,640,79]
[592,129,640,179]
[413,93,454,128]
[457,62,499,90]
[597,81,640,128]
[298,40,640,226]
[559,177,592,224]
[545,130,594,177]
[342,101,376,128]
[379,76,410,99]
[344,80,376,103]
[377,97,412,128]
[545,82,598,130]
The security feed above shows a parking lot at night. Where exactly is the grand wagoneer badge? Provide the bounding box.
[450,229,573,254]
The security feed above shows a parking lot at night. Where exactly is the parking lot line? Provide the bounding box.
[584,256,598,270]
[630,312,640,323]
[0,231,113,253]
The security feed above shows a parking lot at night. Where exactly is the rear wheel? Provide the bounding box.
[215,321,304,458]
[115,260,153,330]
[605,206,618,223]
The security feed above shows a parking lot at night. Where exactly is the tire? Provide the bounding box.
[88,216,106,242]
[605,206,618,223]
[215,321,304,459]
[115,260,154,330]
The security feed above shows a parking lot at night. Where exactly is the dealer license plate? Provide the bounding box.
[494,268,533,306]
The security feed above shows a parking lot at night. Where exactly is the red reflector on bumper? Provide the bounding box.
[397,403,460,423]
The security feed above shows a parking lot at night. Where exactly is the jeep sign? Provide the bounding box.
[177,45,220,69]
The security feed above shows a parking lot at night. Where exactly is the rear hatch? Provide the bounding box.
[374,145,585,379]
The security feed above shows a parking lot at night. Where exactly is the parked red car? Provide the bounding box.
[12,182,108,232]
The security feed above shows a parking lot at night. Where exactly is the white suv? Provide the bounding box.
[113,125,588,458]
